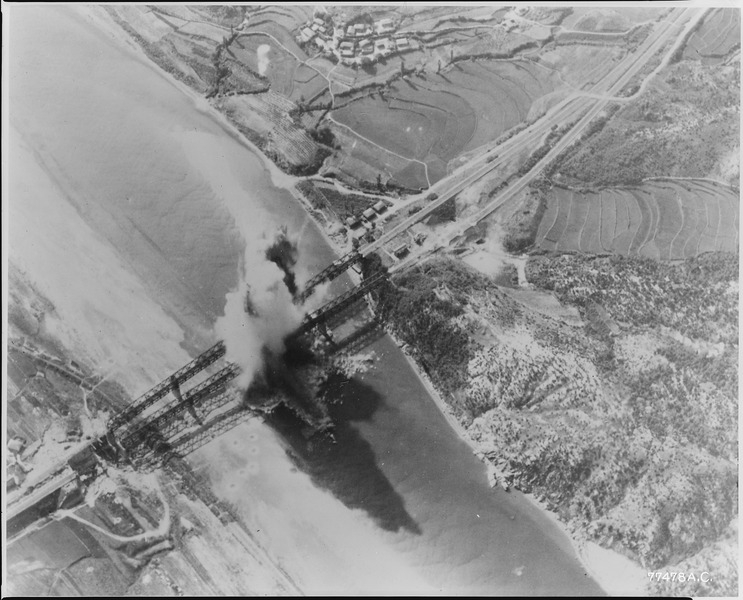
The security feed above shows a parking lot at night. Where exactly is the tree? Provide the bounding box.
[310,126,336,147]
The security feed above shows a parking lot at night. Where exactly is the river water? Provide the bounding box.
[8,6,603,596]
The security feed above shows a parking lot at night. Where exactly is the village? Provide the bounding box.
[292,6,534,67]
[295,11,414,66]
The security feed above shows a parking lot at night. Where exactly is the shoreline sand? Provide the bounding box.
[80,7,649,595]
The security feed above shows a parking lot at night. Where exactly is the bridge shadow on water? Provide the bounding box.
[267,323,422,536]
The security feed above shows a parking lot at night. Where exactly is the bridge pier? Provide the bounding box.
[170,376,202,426]
[316,322,336,346]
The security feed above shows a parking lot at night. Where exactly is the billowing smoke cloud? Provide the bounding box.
[216,227,304,390]
[265,226,299,298]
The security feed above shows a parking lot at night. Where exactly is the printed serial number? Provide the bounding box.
[647,571,711,583]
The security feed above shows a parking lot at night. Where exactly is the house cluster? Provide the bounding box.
[345,200,388,230]
[297,16,331,44]
[296,13,414,66]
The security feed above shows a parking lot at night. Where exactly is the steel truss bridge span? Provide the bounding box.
[107,341,226,431]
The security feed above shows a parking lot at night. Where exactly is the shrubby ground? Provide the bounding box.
[556,60,739,187]
[364,253,738,595]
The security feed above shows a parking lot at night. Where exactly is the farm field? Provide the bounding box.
[230,34,299,96]
[329,58,558,187]
[536,44,624,89]
[683,7,741,64]
[559,7,662,31]
[323,126,430,191]
[535,180,739,259]
[247,5,311,31]
[242,18,307,59]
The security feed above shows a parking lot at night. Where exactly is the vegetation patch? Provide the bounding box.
[555,61,740,187]
[363,256,483,397]
[298,181,380,220]
[502,186,548,253]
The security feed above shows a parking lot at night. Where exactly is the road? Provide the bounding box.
[360,7,704,261]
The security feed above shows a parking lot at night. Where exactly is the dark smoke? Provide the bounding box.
[265,226,299,298]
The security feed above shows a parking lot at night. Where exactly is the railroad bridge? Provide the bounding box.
[7,264,389,539]
[296,250,362,303]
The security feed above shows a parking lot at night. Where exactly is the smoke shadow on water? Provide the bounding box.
[266,376,422,536]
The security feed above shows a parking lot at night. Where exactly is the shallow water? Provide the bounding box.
[8,6,603,595]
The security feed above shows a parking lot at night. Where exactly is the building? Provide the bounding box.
[298,27,316,43]
[362,208,377,221]
[395,37,410,51]
[339,40,355,58]
[375,38,392,55]
[393,243,409,258]
[376,18,395,34]
[359,39,374,55]
[345,215,361,229]
[373,201,387,214]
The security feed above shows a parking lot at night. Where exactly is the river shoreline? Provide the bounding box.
[83,6,645,595]
[390,329,651,597]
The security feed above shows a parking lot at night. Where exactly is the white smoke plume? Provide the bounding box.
[216,230,304,391]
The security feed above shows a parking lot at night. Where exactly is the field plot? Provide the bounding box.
[242,19,307,60]
[537,45,624,89]
[230,34,299,96]
[330,59,557,186]
[535,181,739,259]
[684,8,741,64]
[323,127,429,191]
[178,21,229,43]
[248,5,310,31]
[289,65,328,104]
[559,7,662,31]
[561,8,632,32]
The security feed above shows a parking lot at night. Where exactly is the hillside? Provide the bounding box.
[365,253,738,595]
[554,59,739,187]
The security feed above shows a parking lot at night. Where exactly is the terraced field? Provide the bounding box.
[330,58,558,187]
[247,5,311,31]
[684,7,741,64]
[536,180,739,259]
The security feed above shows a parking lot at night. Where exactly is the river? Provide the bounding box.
[8,5,603,596]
